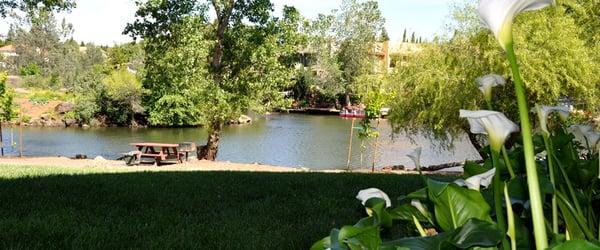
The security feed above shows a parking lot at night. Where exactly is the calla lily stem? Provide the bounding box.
[505,42,547,249]
[491,149,510,250]
[542,134,558,234]
[556,191,596,240]
[551,153,584,216]
[501,147,516,178]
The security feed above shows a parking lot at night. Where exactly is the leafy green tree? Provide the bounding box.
[125,0,209,127]
[410,32,415,43]
[380,27,389,42]
[128,0,299,160]
[334,0,385,105]
[72,94,99,125]
[102,69,144,126]
[402,28,407,43]
[9,9,61,77]
[305,14,343,98]
[0,73,15,155]
[106,42,144,71]
[197,0,298,160]
[0,0,74,17]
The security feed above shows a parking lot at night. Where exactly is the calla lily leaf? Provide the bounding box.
[427,179,493,231]
[381,218,502,250]
[549,240,600,250]
[478,0,555,50]
[364,198,393,228]
[389,203,430,223]
[460,109,519,151]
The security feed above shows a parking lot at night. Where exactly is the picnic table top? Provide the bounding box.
[130,142,180,148]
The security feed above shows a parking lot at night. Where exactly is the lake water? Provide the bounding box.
[0,114,480,170]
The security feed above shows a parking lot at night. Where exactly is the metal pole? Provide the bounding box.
[0,123,3,156]
[346,118,355,170]
[19,109,23,158]
[371,119,380,173]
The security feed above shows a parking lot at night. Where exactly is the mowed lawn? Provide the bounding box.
[0,165,449,249]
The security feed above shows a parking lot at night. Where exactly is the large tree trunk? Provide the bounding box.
[345,92,351,107]
[199,1,234,161]
[199,123,223,161]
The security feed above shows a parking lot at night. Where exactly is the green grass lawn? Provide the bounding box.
[0,165,451,249]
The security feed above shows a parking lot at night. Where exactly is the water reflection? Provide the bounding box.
[0,114,480,169]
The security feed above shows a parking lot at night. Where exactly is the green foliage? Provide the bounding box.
[314,121,600,249]
[311,179,503,250]
[335,0,385,99]
[148,94,203,127]
[9,8,107,90]
[0,0,74,17]
[302,0,385,104]
[388,41,482,140]
[28,89,62,105]
[127,1,211,127]
[127,0,299,134]
[18,63,41,76]
[102,69,144,125]
[388,2,600,142]
[72,94,99,124]
[106,42,144,71]
[0,72,16,122]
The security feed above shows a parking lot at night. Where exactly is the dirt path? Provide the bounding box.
[0,157,448,175]
[0,157,303,173]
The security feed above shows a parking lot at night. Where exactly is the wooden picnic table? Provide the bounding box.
[130,142,183,165]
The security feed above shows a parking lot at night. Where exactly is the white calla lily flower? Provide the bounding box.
[584,131,600,150]
[535,105,570,134]
[356,188,392,216]
[570,125,594,134]
[477,74,506,102]
[356,188,391,207]
[406,147,422,170]
[569,125,599,149]
[460,110,520,151]
[478,0,555,50]
[454,168,496,191]
[411,199,430,217]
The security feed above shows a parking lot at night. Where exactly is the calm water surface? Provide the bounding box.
[1,114,480,170]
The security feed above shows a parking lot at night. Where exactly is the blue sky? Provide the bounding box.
[0,0,454,45]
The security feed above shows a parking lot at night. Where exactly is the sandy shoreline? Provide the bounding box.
[0,156,449,175]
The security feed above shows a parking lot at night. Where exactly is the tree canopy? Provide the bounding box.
[127,0,303,159]
[0,0,74,17]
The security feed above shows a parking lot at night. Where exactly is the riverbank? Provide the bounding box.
[0,157,461,175]
[0,157,302,173]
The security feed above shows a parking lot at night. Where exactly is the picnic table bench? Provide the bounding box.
[129,142,184,166]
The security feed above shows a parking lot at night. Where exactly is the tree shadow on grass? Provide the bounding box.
[0,171,450,249]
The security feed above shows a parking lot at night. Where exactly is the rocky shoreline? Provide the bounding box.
[9,101,254,128]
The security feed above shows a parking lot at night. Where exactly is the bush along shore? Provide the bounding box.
[7,98,253,128]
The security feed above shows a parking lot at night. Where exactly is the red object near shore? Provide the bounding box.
[339,109,366,118]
